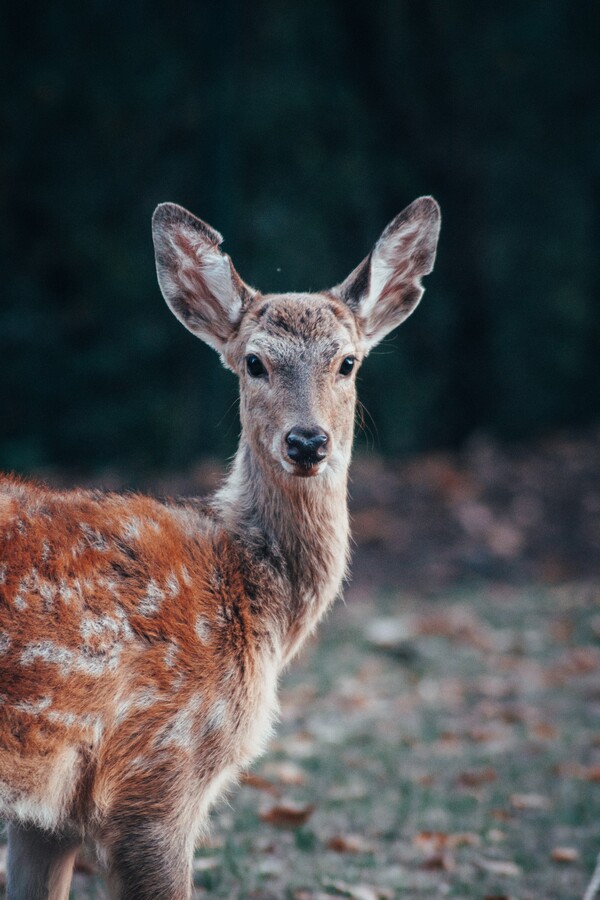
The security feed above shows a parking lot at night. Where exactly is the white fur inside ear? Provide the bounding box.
[195,248,243,324]
[362,218,423,319]
[153,203,254,353]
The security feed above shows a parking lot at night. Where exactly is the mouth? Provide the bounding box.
[280,456,328,478]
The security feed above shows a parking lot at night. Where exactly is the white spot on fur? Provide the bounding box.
[195,615,211,643]
[138,578,165,616]
[80,614,121,641]
[166,573,180,597]
[205,698,229,733]
[51,711,103,742]
[164,642,178,668]
[58,578,76,604]
[71,539,85,558]
[122,516,141,541]
[80,522,109,552]
[20,639,122,676]
[0,632,11,654]
[39,580,55,609]
[114,688,161,723]
[0,563,7,584]
[156,693,202,751]
[13,695,52,714]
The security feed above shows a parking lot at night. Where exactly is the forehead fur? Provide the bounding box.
[239,293,358,355]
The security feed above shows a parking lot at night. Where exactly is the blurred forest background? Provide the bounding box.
[1,0,598,474]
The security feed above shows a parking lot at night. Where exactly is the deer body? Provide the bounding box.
[0,197,439,898]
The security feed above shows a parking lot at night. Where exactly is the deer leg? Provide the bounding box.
[6,821,80,900]
[103,816,195,900]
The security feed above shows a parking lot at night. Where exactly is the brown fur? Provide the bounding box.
[0,197,439,899]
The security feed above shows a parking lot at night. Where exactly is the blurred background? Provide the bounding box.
[1,1,598,474]
[2,4,600,896]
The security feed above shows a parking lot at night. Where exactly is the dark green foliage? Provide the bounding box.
[1,1,598,472]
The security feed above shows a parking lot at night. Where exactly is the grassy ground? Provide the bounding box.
[3,578,599,898]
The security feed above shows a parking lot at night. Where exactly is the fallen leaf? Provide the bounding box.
[416,773,435,786]
[260,801,315,828]
[263,761,307,785]
[413,831,447,854]
[478,858,522,877]
[510,793,551,810]
[240,772,279,794]
[412,828,478,852]
[487,829,506,843]
[325,881,393,900]
[551,847,579,863]
[490,808,511,822]
[420,851,455,871]
[327,834,374,854]
[530,722,558,740]
[457,767,497,787]
[447,832,481,848]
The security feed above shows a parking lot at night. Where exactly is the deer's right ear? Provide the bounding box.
[152,203,256,356]
[333,197,440,352]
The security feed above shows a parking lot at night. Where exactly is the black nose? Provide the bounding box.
[285,427,329,467]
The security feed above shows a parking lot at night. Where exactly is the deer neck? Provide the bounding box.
[214,439,350,661]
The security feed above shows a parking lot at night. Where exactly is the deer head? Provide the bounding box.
[152,198,440,482]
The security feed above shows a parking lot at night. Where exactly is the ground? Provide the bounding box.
[1,428,599,898]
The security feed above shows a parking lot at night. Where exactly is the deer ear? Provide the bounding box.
[334,197,440,351]
[152,203,256,355]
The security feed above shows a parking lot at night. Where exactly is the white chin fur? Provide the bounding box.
[279,457,328,477]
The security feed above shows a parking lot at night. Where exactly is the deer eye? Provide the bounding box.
[246,354,267,378]
[339,356,356,376]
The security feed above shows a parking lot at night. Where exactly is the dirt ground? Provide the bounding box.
[1,427,599,898]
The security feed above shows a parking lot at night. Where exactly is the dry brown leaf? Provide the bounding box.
[551,846,579,863]
[491,808,511,822]
[510,793,551,810]
[530,722,558,740]
[554,761,600,780]
[413,830,447,853]
[457,767,497,787]
[260,801,315,828]
[411,828,475,848]
[240,772,280,794]
[420,851,455,871]
[447,831,481,848]
[326,834,374,854]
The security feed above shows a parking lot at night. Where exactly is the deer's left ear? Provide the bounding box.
[333,197,440,351]
[152,203,256,357]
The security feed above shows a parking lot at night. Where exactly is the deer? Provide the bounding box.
[0,195,440,898]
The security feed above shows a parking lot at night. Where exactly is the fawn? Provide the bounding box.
[0,196,440,898]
